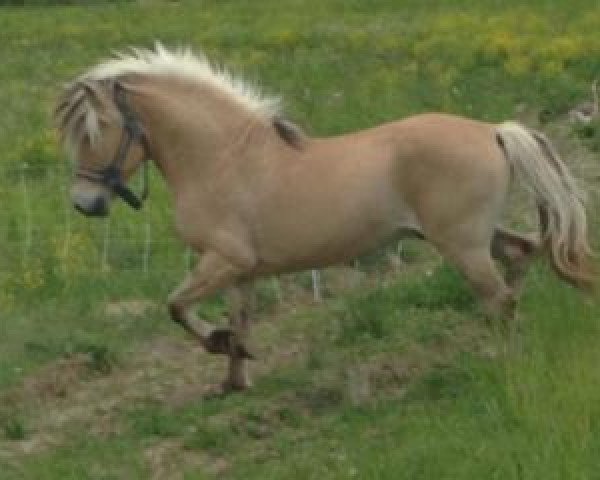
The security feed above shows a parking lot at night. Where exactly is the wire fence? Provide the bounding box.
[1,164,327,300]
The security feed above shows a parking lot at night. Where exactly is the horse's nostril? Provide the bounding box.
[91,196,108,215]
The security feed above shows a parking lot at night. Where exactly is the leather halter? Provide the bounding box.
[76,82,149,210]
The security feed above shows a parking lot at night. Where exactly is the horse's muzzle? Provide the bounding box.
[74,196,109,217]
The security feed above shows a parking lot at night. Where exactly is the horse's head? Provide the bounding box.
[55,79,149,217]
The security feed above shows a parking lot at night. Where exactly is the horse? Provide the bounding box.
[55,45,593,390]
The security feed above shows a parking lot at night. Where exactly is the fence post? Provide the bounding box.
[143,222,151,276]
[311,269,322,303]
[62,182,71,276]
[20,164,32,265]
[272,277,283,305]
[184,247,193,273]
[101,217,110,272]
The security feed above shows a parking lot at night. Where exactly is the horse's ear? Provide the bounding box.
[112,79,125,93]
[76,80,103,102]
[273,116,306,149]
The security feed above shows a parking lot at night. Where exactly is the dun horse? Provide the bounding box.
[55,45,593,390]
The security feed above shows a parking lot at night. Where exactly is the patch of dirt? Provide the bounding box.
[105,299,157,317]
[0,316,309,462]
[0,338,202,455]
[20,353,90,401]
[143,438,216,480]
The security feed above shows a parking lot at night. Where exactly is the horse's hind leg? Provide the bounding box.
[491,228,540,295]
[443,244,515,320]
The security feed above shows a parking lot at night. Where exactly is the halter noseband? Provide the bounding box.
[76,82,149,210]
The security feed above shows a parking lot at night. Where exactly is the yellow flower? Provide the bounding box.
[505,55,532,76]
[546,36,585,62]
[52,231,98,277]
[272,29,300,48]
[21,259,45,290]
[483,30,520,59]
[540,60,564,76]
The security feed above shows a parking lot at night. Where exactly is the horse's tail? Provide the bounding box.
[495,121,594,290]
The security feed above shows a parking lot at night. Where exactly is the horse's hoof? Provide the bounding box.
[205,328,255,359]
[221,377,253,393]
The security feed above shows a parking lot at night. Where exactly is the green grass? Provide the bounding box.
[1,0,600,478]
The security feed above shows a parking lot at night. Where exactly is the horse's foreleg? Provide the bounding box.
[167,251,253,359]
[224,283,254,390]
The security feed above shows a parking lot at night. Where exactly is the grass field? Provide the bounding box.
[1,1,600,478]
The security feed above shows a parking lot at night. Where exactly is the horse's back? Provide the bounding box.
[314,112,508,192]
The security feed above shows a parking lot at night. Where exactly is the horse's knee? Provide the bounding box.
[492,229,540,293]
[493,229,540,262]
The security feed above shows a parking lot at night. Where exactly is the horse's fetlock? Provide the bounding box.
[168,301,184,324]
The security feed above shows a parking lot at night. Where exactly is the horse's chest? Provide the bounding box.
[173,202,212,248]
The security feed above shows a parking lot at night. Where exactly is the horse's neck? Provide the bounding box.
[135,83,279,197]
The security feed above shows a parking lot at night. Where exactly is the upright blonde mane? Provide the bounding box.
[55,44,282,155]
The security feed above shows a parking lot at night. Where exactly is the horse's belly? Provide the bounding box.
[253,196,419,273]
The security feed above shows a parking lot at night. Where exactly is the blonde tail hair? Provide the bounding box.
[496,121,594,290]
